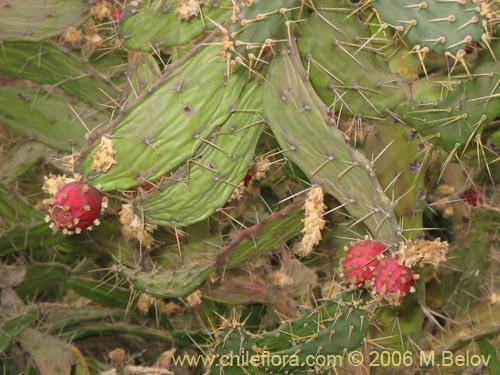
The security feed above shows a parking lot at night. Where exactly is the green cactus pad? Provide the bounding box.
[210,292,370,374]
[224,0,301,62]
[401,41,500,150]
[81,45,248,191]
[297,0,407,117]
[362,121,430,237]
[119,261,215,298]
[0,87,107,150]
[216,199,304,269]
[370,0,490,55]
[0,184,64,255]
[139,81,265,226]
[119,0,231,51]
[263,38,401,245]
[0,41,120,105]
[0,309,38,353]
[0,0,87,41]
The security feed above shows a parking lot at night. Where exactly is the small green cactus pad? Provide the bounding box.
[215,198,305,269]
[401,39,500,150]
[119,261,215,298]
[224,0,301,63]
[81,45,247,191]
[297,0,406,117]
[0,184,64,255]
[0,41,120,105]
[0,87,106,150]
[0,141,52,182]
[370,0,491,55]
[0,0,87,41]
[119,0,231,51]
[264,38,401,245]
[140,81,265,226]
[210,292,370,374]
[362,121,430,237]
[67,276,132,308]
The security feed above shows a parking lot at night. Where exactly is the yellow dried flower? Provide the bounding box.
[176,0,200,20]
[293,186,326,257]
[119,204,156,248]
[253,155,270,181]
[158,300,183,315]
[186,289,202,308]
[91,1,112,20]
[91,136,118,173]
[399,238,449,268]
[137,292,155,314]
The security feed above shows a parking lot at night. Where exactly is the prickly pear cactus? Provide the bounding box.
[1,0,499,374]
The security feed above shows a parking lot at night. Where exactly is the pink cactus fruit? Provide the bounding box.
[373,256,414,305]
[341,240,386,286]
[462,187,483,206]
[49,181,103,232]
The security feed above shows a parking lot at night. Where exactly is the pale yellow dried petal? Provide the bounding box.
[91,136,118,173]
[176,0,200,20]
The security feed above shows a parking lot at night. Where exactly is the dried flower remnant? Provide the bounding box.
[119,204,156,247]
[176,0,200,20]
[252,155,271,181]
[399,238,449,268]
[91,1,112,20]
[186,289,202,308]
[137,292,155,314]
[63,27,83,47]
[293,186,326,257]
[158,300,183,316]
[321,280,343,300]
[108,348,126,365]
[91,136,118,173]
[227,181,246,203]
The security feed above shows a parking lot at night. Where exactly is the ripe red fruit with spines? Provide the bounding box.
[50,181,102,231]
[373,256,413,305]
[341,240,386,286]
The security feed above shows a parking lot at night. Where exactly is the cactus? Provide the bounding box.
[79,44,248,191]
[138,79,265,226]
[210,292,370,374]
[263,36,401,245]
[0,0,88,41]
[118,0,231,52]
[1,1,500,374]
[370,0,493,55]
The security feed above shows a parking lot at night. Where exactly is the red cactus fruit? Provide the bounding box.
[462,187,483,206]
[373,256,413,305]
[341,240,386,286]
[111,9,123,21]
[49,181,102,231]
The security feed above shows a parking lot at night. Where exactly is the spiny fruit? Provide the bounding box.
[373,256,414,305]
[48,181,103,233]
[341,240,386,286]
